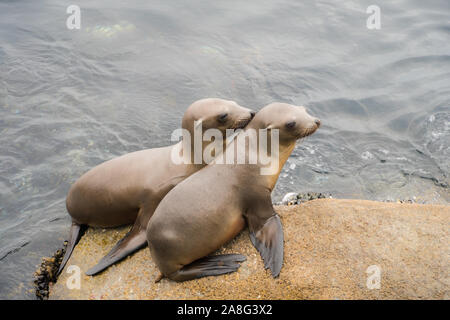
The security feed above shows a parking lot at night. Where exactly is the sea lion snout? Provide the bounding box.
[294,107,321,138]
[241,108,255,119]
[314,118,321,127]
[298,116,320,138]
[232,107,256,129]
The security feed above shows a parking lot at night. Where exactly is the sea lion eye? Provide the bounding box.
[218,113,228,123]
[285,121,296,129]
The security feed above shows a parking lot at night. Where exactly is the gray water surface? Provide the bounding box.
[0,0,449,299]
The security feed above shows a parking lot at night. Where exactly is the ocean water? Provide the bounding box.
[0,0,448,299]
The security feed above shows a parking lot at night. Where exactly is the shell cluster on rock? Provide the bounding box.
[383,197,421,204]
[34,241,67,300]
[279,192,332,206]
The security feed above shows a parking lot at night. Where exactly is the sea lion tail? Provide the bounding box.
[57,221,87,276]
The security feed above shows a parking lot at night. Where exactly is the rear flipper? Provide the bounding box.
[167,254,246,282]
[57,221,87,276]
[86,226,147,276]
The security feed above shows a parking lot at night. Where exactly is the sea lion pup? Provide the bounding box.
[58,98,255,276]
[147,103,320,282]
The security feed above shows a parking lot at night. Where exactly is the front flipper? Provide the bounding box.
[245,191,284,278]
[167,254,246,282]
[86,226,147,276]
[249,215,284,277]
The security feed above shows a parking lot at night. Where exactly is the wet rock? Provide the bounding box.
[49,199,449,300]
[34,241,67,300]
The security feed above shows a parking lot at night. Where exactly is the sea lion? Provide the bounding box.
[146,103,320,281]
[58,98,255,276]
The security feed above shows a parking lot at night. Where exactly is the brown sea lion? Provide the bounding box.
[146,103,320,281]
[58,98,255,275]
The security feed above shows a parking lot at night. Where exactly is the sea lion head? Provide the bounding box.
[249,102,320,145]
[242,102,320,182]
[182,98,255,136]
[180,98,255,164]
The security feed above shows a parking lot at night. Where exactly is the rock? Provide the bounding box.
[50,199,449,300]
[34,241,67,300]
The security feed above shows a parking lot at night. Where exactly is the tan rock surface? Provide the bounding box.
[50,199,449,300]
